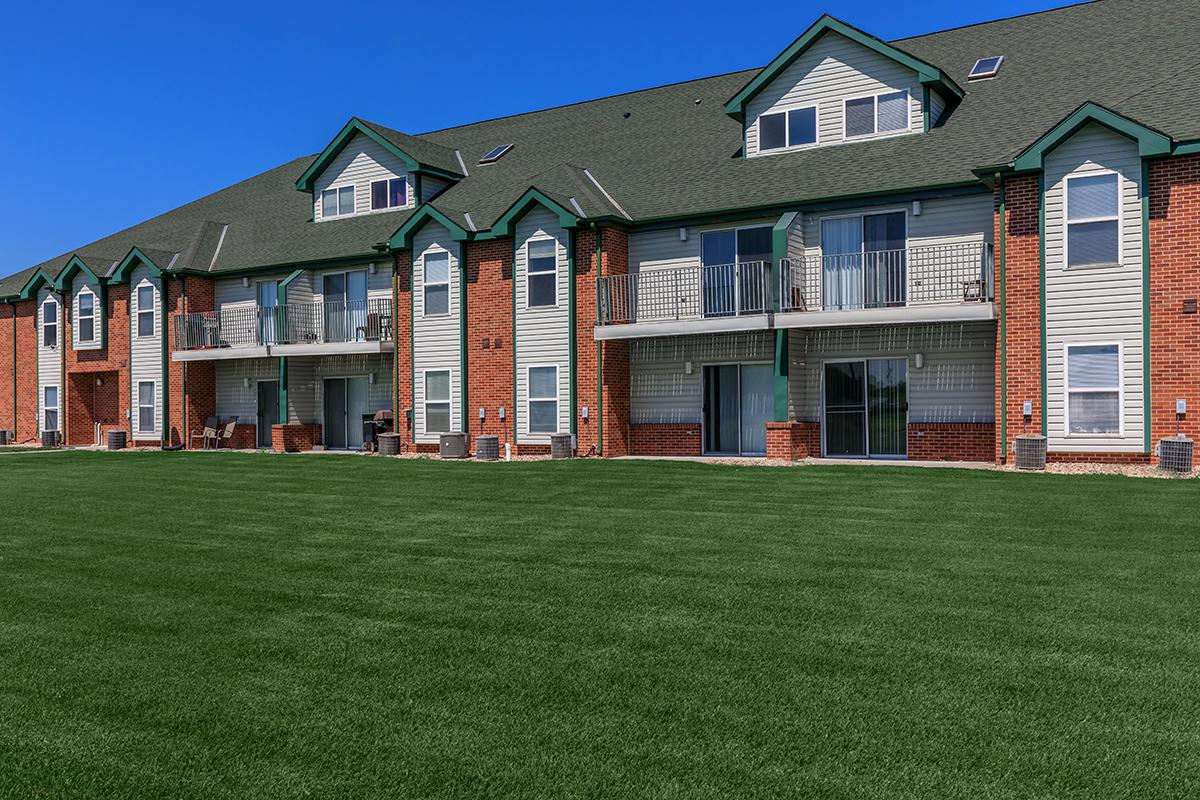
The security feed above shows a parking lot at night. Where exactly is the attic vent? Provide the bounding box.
[968,55,1004,80]
[479,144,513,164]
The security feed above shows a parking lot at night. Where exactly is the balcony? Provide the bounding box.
[595,243,994,338]
[173,298,394,360]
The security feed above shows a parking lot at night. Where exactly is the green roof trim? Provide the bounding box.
[489,188,580,238]
[1013,102,1173,171]
[723,14,964,123]
[387,204,473,250]
[18,268,58,300]
[295,118,464,192]
[108,247,163,285]
[53,255,103,291]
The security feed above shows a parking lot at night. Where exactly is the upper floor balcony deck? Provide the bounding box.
[594,242,995,339]
[172,298,394,361]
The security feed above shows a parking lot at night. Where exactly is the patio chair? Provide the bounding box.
[215,418,238,449]
[190,416,219,449]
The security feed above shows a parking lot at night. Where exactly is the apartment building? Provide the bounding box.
[1,0,1197,463]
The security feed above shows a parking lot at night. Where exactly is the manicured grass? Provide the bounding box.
[1,451,1199,798]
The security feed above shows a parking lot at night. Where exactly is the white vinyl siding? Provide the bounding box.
[788,322,995,424]
[630,332,774,424]
[129,267,162,439]
[412,224,461,442]
[72,276,103,350]
[1044,123,1144,452]
[36,288,62,433]
[514,208,569,444]
[745,31,924,157]
[215,355,390,428]
[313,132,414,221]
[216,358,278,424]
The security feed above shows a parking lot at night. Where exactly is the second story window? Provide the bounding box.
[321,185,355,217]
[137,285,155,337]
[423,252,450,316]
[759,106,818,151]
[1065,172,1120,267]
[845,90,909,138]
[370,178,408,210]
[42,299,57,348]
[526,239,557,307]
[77,291,96,343]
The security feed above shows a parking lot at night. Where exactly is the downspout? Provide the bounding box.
[593,223,604,455]
[1141,159,1152,455]
[9,302,15,434]
[127,285,133,440]
[160,274,170,446]
[511,236,518,445]
[459,241,469,435]
[1038,172,1047,435]
[59,289,67,445]
[997,173,1007,461]
[392,260,399,432]
[567,227,577,438]
[181,278,188,443]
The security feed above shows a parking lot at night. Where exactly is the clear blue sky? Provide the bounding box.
[2,0,1073,275]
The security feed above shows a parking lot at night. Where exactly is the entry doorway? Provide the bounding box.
[323,376,369,449]
[702,363,773,455]
[256,380,280,448]
[822,358,908,458]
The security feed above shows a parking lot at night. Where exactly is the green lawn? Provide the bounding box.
[1,452,1198,798]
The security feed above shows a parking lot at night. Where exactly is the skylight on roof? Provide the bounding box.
[968,56,1004,80]
[479,144,514,164]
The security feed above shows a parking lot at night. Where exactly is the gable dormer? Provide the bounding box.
[726,15,962,158]
[295,118,464,223]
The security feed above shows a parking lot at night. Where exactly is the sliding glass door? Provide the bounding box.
[703,363,772,456]
[323,376,370,449]
[820,212,907,310]
[700,227,772,318]
[323,271,369,342]
[823,358,907,458]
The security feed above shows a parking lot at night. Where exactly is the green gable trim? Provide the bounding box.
[53,256,103,291]
[1173,139,1200,155]
[295,118,463,192]
[490,189,581,238]
[17,268,58,301]
[723,14,963,123]
[108,247,163,285]
[56,256,109,351]
[388,204,472,250]
[1013,102,1173,172]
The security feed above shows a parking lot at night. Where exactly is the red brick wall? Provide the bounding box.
[575,228,631,457]
[63,285,131,445]
[13,300,38,443]
[394,251,414,447]
[765,421,821,459]
[1047,451,1151,464]
[996,174,1043,463]
[630,423,701,456]
[1148,154,1200,461]
[465,239,513,449]
[271,423,321,452]
[908,422,995,462]
[66,371,121,445]
[0,303,16,437]
[168,276,217,448]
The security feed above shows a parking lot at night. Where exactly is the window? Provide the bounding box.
[424,370,451,433]
[423,251,450,316]
[526,239,557,307]
[759,106,818,151]
[42,299,57,348]
[138,381,155,434]
[43,386,58,432]
[528,366,558,433]
[137,285,155,337]
[370,177,408,210]
[1066,172,1120,267]
[1066,344,1121,435]
[845,90,909,138]
[968,56,1004,80]
[77,291,95,343]
[321,185,356,217]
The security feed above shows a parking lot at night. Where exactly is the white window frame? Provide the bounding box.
[1063,341,1124,437]
[41,298,58,349]
[1064,170,1122,269]
[370,177,409,211]
[321,184,356,217]
[43,385,59,432]
[423,369,452,434]
[843,89,911,140]
[421,250,451,317]
[77,288,96,344]
[758,104,820,152]
[136,283,155,338]
[525,237,559,309]
[526,364,560,434]
[137,381,156,435]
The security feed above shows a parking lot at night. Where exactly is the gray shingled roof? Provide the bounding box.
[5,0,1197,298]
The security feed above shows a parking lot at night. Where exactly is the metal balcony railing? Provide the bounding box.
[174,298,394,351]
[596,243,993,325]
